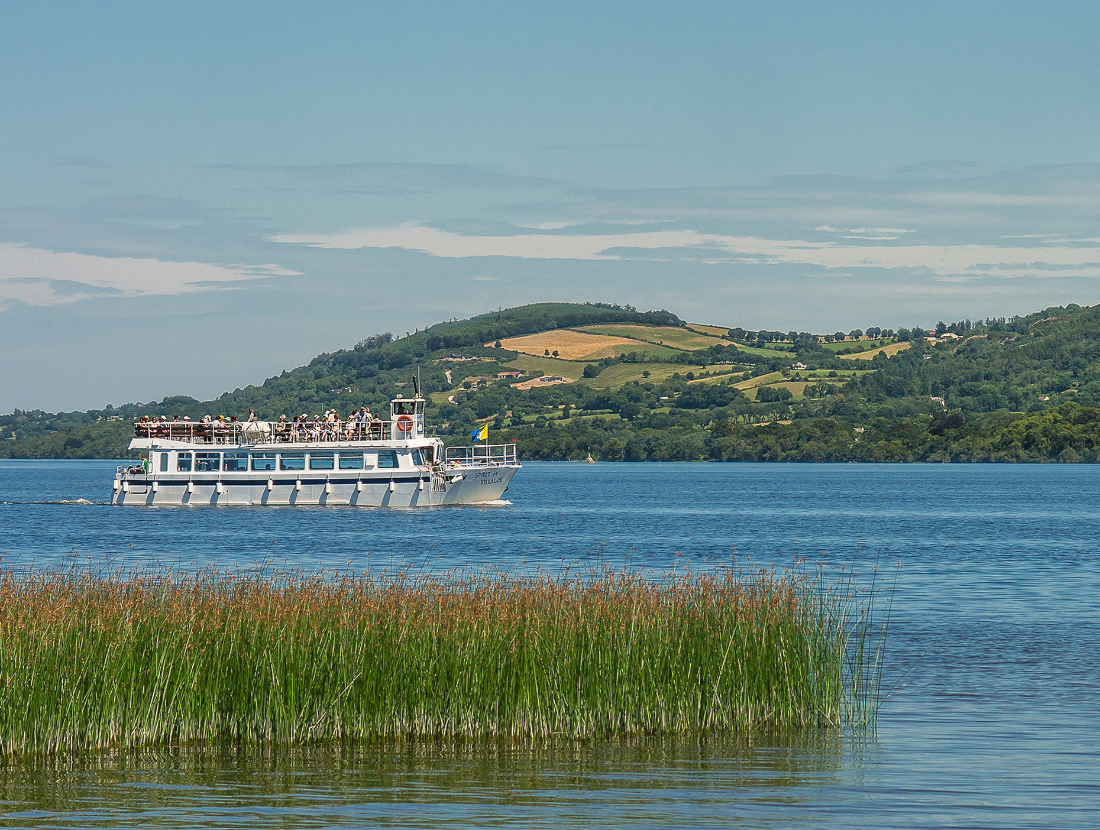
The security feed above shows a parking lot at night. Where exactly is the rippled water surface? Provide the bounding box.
[1,460,1098,828]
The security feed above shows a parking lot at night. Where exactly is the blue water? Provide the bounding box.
[1,460,1098,828]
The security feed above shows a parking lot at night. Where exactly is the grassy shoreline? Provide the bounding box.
[0,563,888,755]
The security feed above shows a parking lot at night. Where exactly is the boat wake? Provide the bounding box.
[0,498,104,506]
[477,499,513,507]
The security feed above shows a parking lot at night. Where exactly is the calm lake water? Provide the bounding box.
[1,460,1098,828]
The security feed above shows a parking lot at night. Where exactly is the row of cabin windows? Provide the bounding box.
[167,449,423,473]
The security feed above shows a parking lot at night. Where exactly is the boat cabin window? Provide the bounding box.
[176,452,192,472]
[195,452,221,473]
[280,453,305,471]
[309,452,334,470]
[159,453,168,472]
[377,450,398,469]
[224,452,249,472]
[411,449,424,466]
[251,453,277,472]
[339,452,364,470]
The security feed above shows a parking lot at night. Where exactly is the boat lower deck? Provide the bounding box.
[113,466,517,507]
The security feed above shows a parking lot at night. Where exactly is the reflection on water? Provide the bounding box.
[1,734,857,828]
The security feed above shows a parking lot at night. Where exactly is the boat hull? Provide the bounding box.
[112,466,518,507]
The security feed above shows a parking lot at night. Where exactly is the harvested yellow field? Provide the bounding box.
[774,381,812,396]
[838,341,911,360]
[579,324,721,351]
[494,329,647,360]
[734,372,784,390]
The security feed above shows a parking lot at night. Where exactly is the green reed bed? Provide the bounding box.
[0,563,888,754]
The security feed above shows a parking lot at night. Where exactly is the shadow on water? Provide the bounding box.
[0,732,871,828]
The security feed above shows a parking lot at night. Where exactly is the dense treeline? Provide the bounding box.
[420,302,682,351]
[500,402,1100,463]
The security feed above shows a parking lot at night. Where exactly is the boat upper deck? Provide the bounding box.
[134,418,389,445]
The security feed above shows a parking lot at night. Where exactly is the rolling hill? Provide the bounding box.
[6,301,1100,463]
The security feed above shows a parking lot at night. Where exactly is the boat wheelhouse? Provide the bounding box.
[113,393,519,507]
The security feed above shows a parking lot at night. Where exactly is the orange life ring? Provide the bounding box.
[396,414,414,433]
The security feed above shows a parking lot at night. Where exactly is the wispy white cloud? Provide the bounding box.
[0,243,299,311]
[270,223,1100,280]
[815,225,915,240]
[271,224,736,260]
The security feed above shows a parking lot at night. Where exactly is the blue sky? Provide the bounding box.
[3,2,1100,411]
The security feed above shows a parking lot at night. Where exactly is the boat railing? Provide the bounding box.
[133,419,389,445]
[445,443,518,467]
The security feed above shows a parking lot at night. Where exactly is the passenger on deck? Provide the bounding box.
[248,408,257,422]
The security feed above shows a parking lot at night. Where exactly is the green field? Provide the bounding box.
[687,366,753,385]
[578,362,705,389]
[502,354,591,377]
[728,342,796,358]
[838,342,911,361]
[686,323,731,338]
[578,324,725,351]
[820,339,894,353]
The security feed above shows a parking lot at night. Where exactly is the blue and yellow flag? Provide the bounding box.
[471,423,489,441]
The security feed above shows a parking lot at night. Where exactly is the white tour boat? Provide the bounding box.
[113,391,519,507]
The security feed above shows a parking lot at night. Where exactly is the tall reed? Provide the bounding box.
[0,562,888,754]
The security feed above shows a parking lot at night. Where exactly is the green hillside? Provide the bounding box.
[8,301,1100,463]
